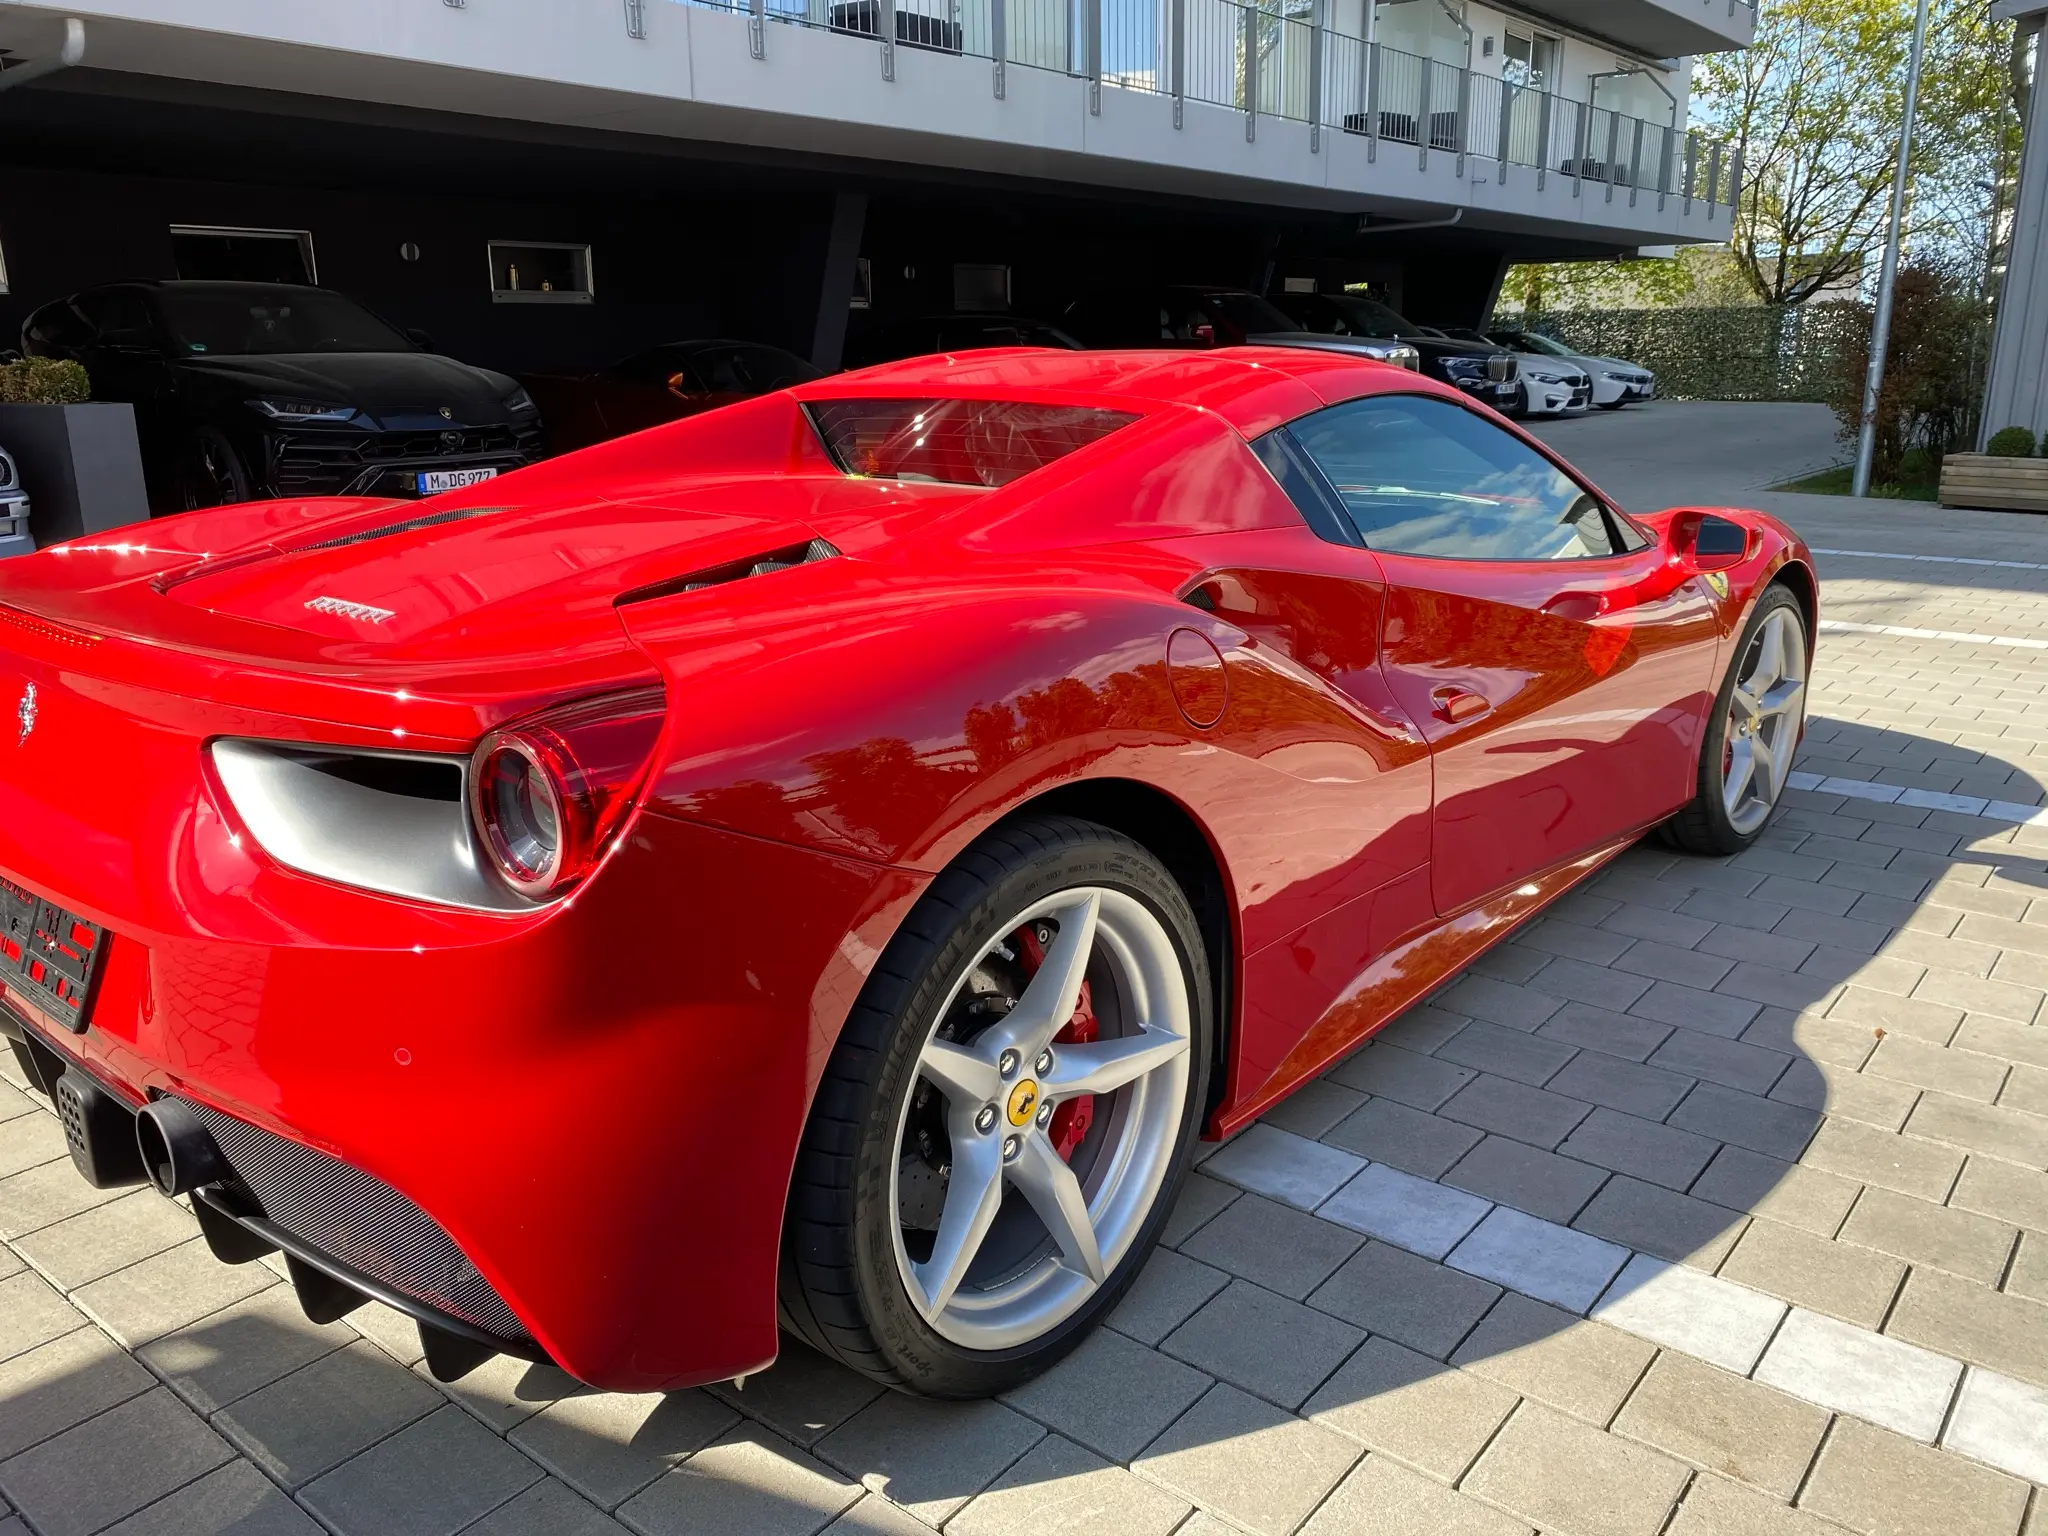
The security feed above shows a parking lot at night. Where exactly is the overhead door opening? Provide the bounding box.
[171,225,318,284]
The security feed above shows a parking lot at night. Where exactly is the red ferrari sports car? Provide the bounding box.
[0,347,1813,1399]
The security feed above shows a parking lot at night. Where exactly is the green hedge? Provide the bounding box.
[1488,303,1868,403]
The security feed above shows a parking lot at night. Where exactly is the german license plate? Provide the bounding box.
[0,877,107,1033]
[418,467,498,495]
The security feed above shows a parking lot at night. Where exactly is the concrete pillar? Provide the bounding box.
[810,190,869,373]
[1982,9,2046,446]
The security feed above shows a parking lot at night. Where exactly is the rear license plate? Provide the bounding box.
[0,876,107,1033]
[418,467,498,495]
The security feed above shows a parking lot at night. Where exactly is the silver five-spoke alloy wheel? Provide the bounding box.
[1723,602,1809,836]
[889,887,1192,1350]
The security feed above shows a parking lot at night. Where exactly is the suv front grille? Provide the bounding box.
[176,1096,532,1345]
[271,425,542,497]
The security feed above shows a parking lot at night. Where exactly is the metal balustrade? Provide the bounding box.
[667,0,1741,215]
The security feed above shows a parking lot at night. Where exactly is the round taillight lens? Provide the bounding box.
[470,732,576,894]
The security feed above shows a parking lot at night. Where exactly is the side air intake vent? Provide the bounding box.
[614,537,840,607]
[293,505,509,552]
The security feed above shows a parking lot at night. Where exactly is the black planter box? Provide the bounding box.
[0,403,151,550]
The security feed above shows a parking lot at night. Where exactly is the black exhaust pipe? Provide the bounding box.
[135,1098,231,1196]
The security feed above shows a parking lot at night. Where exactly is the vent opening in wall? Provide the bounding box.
[488,242,593,303]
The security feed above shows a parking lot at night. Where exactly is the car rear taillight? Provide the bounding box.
[469,685,667,900]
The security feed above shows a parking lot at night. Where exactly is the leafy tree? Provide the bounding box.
[1690,0,2022,306]
[1823,258,1987,483]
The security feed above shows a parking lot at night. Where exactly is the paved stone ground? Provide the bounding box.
[7,404,2048,1536]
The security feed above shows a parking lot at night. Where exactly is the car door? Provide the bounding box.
[68,290,180,482]
[1283,391,1721,915]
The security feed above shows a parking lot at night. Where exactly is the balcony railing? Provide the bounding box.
[667,0,1743,216]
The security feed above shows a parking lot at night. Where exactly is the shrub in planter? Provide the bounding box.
[0,357,90,406]
[1986,426,2039,457]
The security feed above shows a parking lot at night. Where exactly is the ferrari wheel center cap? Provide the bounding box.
[1006,1080,1042,1128]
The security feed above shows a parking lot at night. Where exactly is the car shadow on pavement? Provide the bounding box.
[2,725,2044,1535]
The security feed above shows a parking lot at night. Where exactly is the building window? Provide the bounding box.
[0,233,9,295]
[487,242,594,303]
[171,226,318,284]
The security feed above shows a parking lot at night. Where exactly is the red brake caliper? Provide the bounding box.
[1017,926,1097,1162]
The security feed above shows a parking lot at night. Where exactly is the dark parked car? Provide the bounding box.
[521,340,823,453]
[1269,292,1519,412]
[844,313,1083,368]
[22,280,544,511]
[1060,286,1421,371]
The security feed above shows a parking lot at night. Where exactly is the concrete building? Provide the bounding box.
[0,0,1752,373]
[1983,0,2045,446]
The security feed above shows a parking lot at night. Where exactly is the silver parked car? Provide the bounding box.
[0,446,30,556]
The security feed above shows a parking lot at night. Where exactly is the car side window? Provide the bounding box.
[1284,394,1625,561]
[71,292,159,350]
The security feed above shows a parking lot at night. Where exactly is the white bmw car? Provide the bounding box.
[1481,327,1656,409]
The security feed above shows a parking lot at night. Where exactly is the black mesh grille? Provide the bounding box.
[293,504,507,552]
[176,1097,531,1344]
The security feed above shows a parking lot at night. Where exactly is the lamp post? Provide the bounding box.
[1851,0,1934,498]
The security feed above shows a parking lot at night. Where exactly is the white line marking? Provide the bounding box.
[1818,618,2048,651]
[1786,770,2048,825]
[1814,546,2048,573]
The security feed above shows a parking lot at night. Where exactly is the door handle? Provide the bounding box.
[1541,591,1607,622]
[1431,686,1491,724]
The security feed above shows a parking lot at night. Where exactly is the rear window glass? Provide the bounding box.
[807,399,1138,487]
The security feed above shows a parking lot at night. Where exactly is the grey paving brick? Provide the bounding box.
[1612,939,1735,991]
[1308,1239,1501,1359]
[1668,1083,1818,1161]
[1753,875,1860,915]
[1958,1018,2048,1076]
[1439,1073,1592,1150]
[1868,1033,2009,1100]
[1525,918,1636,965]
[1529,956,1656,1012]
[1321,1095,1483,1178]
[1536,1002,1674,1063]
[0,1326,153,1462]
[947,1434,1187,1536]
[70,1239,275,1349]
[1679,890,1792,935]
[704,1341,882,1451]
[1700,926,1819,974]
[98,1462,323,1536]
[1374,1004,1473,1054]
[0,1113,65,1180]
[1601,903,1715,948]
[1327,1043,1476,1111]
[1132,1383,1358,1536]
[1718,1218,1905,1328]
[1180,1191,1361,1299]
[1919,970,2047,1023]
[1108,1248,1229,1347]
[301,1405,544,1536]
[1436,1019,1578,1087]
[1161,1278,1363,1409]
[0,1156,129,1241]
[460,1479,626,1536]
[138,1285,358,1416]
[1437,974,1567,1030]
[215,1340,443,1489]
[12,1190,199,1289]
[1838,1184,2017,1283]
[1799,1416,2029,1536]
[1907,1092,2048,1165]
[815,1394,1043,1527]
[1453,1291,1654,1424]
[1444,1135,1607,1224]
[1302,1336,1517,1481]
[1769,1058,1920,1132]
[1999,1062,2048,1115]
[1716,962,1840,1014]
[1473,944,1551,984]
[1159,1171,1238,1247]
[1574,1175,1746,1266]
[1561,1107,1721,1190]
[1885,1266,2048,1389]
[0,1271,84,1365]
[1000,1323,1210,1464]
[1259,1078,1366,1140]
[1648,1028,1791,1095]
[1463,1402,1688,1536]
[511,1389,738,1509]
[1611,1352,1828,1499]
[1670,1473,1855,1536]
[1631,981,1765,1040]
[1203,1125,1364,1211]
[1546,1051,1695,1119]
[0,1388,233,1536]
[1301,1453,1532,1536]
[1780,909,1897,956]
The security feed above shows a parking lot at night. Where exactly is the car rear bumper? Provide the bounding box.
[0,643,924,1390]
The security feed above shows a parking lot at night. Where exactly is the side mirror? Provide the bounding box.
[1191,323,1216,345]
[1666,512,1752,572]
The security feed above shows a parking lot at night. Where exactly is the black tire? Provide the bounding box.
[778,814,1212,1398]
[1664,583,1809,855]
[178,428,254,511]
